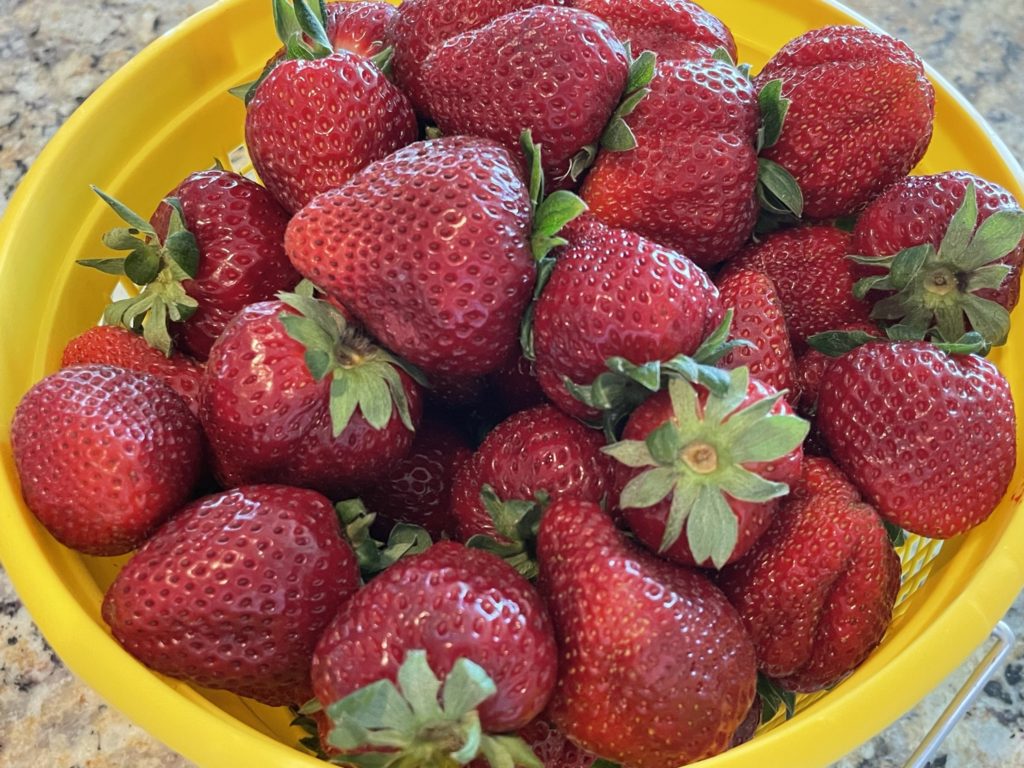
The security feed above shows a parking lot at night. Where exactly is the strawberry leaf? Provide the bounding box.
[958,209,1024,271]
[884,521,907,547]
[806,330,882,357]
[687,485,737,569]
[620,467,677,509]
[757,675,796,722]
[480,735,543,768]
[601,440,657,469]
[599,49,657,153]
[78,257,128,275]
[939,182,979,259]
[757,78,789,151]
[757,158,804,218]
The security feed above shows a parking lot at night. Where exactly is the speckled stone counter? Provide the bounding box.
[1,0,1022,766]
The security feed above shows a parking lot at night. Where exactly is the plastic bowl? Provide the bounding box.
[0,0,1022,766]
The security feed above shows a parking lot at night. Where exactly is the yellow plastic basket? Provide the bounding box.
[0,0,1022,766]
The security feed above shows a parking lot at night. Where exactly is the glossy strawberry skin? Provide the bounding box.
[11,365,203,555]
[817,342,1016,538]
[421,6,629,188]
[538,500,757,768]
[533,217,723,419]
[286,137,534,379]
[150,169,298,360]
[757,26,935,219]
[451,404,612,540]
[716,268,797,399]
[721,224,873,355]
[323,1,395,57]
[582,58,759,269]
[311,541,557,732]
[245,50,417,213]
[102,485,360,706]
[793,320,881,418]
[61,325,204,416]
[200,301,422,499]
[615,377,803,568]
[852,171,1024,312]
[717,458,901,692]
[569,0,736,61]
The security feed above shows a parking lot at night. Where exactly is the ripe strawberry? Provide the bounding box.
[488,351,548,416]
[421,6,630,188]
[311,541,557,765]
[569,0,736,61]
[850,171,1024,347]
[102,485,360,705]
[538,499,757,768]
[605,370,807,569]
[793,320,880,417]
[717,458,901,692]
[61,325,204,416]
[721,224,874,354]
[816,340,1016,538]
[321,0,395,57]
[581,57,760,268]
[10,365,203,555]
[756,25,935,219]
[200,295,423,499]
[715,268,797,398]
[245,1,416,213]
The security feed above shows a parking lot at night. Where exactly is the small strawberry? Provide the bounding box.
[756,25,935,219]
[321,0,395,57]
[605,369,808,569]
[538,499,757,768]
[569,0,736,61]
[245,0,417,212]
[10,365,203,555]
[200,293,423,498]
[721,224,874,354]
[311,541,557,766]
[717,458,901,692]
[102,485,360,705]
[61,325,204,416]
[850,172,1024,348]
[815,337,1016,538]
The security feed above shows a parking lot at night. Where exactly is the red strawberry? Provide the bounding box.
[538,499,757,768]
[488,351,548,416]
[386,0,566,117]
[721,224,874,354]
[715,268,797,398]
[311,541,557,765]
[569,0,736,61]
[200,295,423,499]
[793,320,880,417]
[756,25,935,219]
[581,57,760,269]
[321,0,395,57]
[816,340,1016,538]
[102,485,360,705]
[285,137,536,379]
[850,171,1024,347]
[605,370,807,569]
[61,325,204,416]
[10,365,203,555]
[717,458,901,692]
[421,6,629,188]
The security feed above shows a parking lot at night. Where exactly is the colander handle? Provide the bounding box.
[903,620,1016,768]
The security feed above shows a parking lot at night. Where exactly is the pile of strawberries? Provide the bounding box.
[9,0,1024,766]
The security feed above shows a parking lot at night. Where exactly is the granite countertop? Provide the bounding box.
[1,0,1023,766]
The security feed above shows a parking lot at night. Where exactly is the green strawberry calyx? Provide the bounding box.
[322,651,542,768]
[807,326,990,358]
[336,499,432,580]
[466,485,549,581]
[602,368,809,569]
[277,290,426,438]
[849,181,1024,348]
[757,674,796,724]
[78,186,200,357]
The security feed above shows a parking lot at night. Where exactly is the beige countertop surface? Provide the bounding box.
[1,0,1022,766]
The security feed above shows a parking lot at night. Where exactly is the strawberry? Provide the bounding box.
[244,0,417,213]
[537,499,757,768]
[102,485,360,705]
[850,171,1024,348]
[715,268,797,398]
[815,338,1016,538]
[321,0,395,57]
[605,370,807,569]
[569,0,736,61]
[421,6,631,188]
[469,719,598,768]
[756,25,935,219]
[200,294,423,499]
[488,351,548,416]
[386,0,566,118]
[717,458,901,692]
[721,224,874,354]
[581,57,760,269]
[61,325,204,416]
[793,320,880,418]
[310,541,557,766]
[10,365,203,555]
